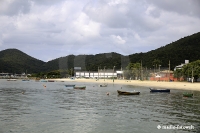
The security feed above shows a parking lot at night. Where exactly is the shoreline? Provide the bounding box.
[52,78,200,91]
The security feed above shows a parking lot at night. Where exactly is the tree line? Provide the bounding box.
[1,32,200,79]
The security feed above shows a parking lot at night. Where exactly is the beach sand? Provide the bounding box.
[53,78,200,91]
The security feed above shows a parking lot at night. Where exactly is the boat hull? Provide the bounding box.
[73,86,86,90]
[150,88,170,93]
[99,84,107,87]
[183,93,193,97]
[48,80,55,82]
[7,79,17,81]
[22,79,30,81]
[65,85,75,87]
[117,90,140,95]
[40,80,48,82]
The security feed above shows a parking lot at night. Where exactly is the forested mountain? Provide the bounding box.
[0,32,200,74]
[43,55,75,72]
[0,49,45,73]
[43,52,125,71]
[129,32,200,69]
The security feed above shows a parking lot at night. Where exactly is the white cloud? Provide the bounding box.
[108,0,128,6]
[72,12,101,39]
[0,0,200,61]
[0,0,31,16]
[111,35,126,44]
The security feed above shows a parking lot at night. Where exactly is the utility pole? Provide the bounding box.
[141,60,143,80]
[146,67,147,80]
[168,60,170,81]
[113,66,115,83]
[98,67,99,80]
[104,66,106,81]
[121,66,124,79]
[192,67,193,83]
[159,65,161,75]
[153,65,155,81]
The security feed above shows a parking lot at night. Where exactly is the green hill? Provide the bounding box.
[44,52,126,71]
[129,32,200,69]
[43,55,75,72]
[0,49,45,73]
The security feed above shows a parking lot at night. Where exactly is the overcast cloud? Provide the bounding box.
[0,0,200,61]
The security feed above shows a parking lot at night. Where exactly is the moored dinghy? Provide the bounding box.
[99,84,108,87]
[183,92,193,97]
[22,79,30,81]
[149,88,170,93]
[40,79,48,82]
[73,86,86,90]
[7,79,17,81]
[117,90,140,95]
[65,85,75,87]
[48,80,55,82]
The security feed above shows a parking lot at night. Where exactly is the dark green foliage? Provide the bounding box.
[182,60,200,81]
[0,49,45,73]
[129,32,200,69]
[125,62,141,79]
[43,55,75,72]
[43,52,123,72]
[84,52,123,71]
[173,69,182,81]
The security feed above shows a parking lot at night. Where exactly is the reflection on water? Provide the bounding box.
[0,79,200,133]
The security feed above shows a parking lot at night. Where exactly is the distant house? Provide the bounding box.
[149,70,174,81]
[174,60,200,82]
[0,73,28,79]
[174,60,189,71]
[150,60,190,81]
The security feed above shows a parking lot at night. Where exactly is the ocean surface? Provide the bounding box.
[0,79,200,133]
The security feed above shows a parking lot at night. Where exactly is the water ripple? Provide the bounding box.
[0,80,199,133]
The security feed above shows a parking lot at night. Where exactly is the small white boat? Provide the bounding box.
[7,79,17,81]
[99,84,108,87]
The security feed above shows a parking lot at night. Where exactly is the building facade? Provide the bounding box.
[75,70,123,79]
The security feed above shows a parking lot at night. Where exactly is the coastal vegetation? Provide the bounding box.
[0,32,200,79]
[124,62,141,80]
[182,60,200,82]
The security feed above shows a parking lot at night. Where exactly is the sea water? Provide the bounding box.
[0,79,200,133]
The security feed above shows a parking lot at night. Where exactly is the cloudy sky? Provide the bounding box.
[0,0,200,62]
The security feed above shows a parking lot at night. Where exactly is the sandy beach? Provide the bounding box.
[53,78,200,91]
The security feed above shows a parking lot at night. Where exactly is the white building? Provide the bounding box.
[75,70,123,79]
[75,71,117,78]
[174,60,189,71]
